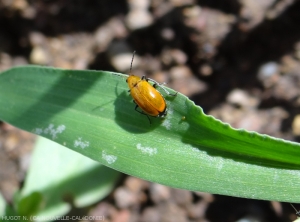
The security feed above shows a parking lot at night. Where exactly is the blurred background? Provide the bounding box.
[1,0,300,221]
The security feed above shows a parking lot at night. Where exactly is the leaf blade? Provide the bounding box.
[1,66,300,202]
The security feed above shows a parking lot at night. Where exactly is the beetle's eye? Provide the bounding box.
[126,79,128,82]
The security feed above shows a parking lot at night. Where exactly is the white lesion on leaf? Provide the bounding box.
[33,124,66,140]
[74,137,90,149]
[102,150,117,164]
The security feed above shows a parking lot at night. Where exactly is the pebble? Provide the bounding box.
[149,183,171,203]
[124,177,148,204]
[239,0,276,30]
[114,187,138,208]
[0,53,13,71]
[159,203,188,222]
[194,191,214,203]
[161,49,187,66]
[126,9,153,30]
[29,32,47,46]
[111,53,140,72]
[186,201,207,219]
[29,32,96,68]
[125,176,148,193]
[272,75,300,100]
[170,0,195,7]
[170,188,193,206]
[139,55,161,73]
[94,18,127,52]
[258,62,279,87]
[126,0,152,30]
[266,0,294,20]
[88,202,117,219]
[210,103,288,136]
[259,62,278,78]
[170,65,207,96]
[111,209,131,222]
[199,64,213,76]
[140,207,160,222]
[30,46,49,65]
[292,115,300,136]
[227,89,259,108]
[126,0,153,30]
[128,0,150,9]
[12,56,27,66]
[161,28,175,40]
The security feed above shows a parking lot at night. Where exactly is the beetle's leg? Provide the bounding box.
[133,103,151,124]
[147,77,177,96]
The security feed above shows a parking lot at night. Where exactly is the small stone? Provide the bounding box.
[29,32,46,46]
[94,18,127,52]
[159,203,188,222]
[12,0,28,11]
[111,53,140,72]
[161,49,187,66]
[186,201,207,219]
[258,62,279,87]
[126,9,153,30]
[111,209,131,222]
[170,49,187,65]
[193,192,214,203]
[128,0,150,9]
[140,207,160,222]
[171,0,194,7]
[89,202,117,219]
[4,133,19,152]
[30,46,49,65]
[182,5,201,17]
[227,89,259,108]
[125,176,148,193]
[151,71,168,84]
[12,56,27,66]
[199,64,213,76]
[170,188,193,206]
[22,6,36,19]
[149,183,171,203]
[272,75,300,100]
[170,65,207,96]
[114,187,138,208]
[292,115,300,136]
[161,28,175,40]
[0,53,12,71]
[239,0,275,30]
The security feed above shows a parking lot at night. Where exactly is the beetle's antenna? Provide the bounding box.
[130,51,136,75]
[291,203,300,217]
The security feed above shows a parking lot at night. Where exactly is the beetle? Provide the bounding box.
[126,52,177,123]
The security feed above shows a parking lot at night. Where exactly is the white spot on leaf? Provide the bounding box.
[102,151,117,164]
[137,143,157,156]
[33,124,66,140]
[162,119,171,130]
[74,137,90,149]
[34,128,43,135]
[167,107,174,115]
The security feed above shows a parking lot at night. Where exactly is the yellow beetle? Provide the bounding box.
[126,52,177,123]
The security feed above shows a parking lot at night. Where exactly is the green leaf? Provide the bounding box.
[0,65,300,203]
[17,192,43,217]
[19,137,120,217]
